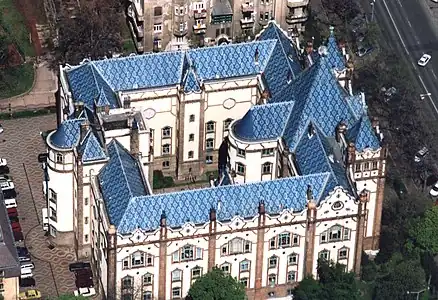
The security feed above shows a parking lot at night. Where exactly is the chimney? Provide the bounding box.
[307,123,315,138]
[347,142,356,164]
[335,121,347,143]
[306,41,313,55]
[371,117,379,129]
[104,105,110,115]
[258,200,265,215]
[254,47,259,65]
[306,185,313,202]
[209,207,217,222]
[359,190,368,203]
[80,120,89,142]
[123,97,131,110]
[160,211,167,227]
[130,118,140,156]
[74,101,84,118]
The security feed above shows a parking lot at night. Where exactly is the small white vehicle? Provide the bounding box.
[0,158,7,167]
[4,198,17,209]
[20,268,33,279]
[21,262,35,270]
[418,54,431,66]
[0,124,4,134]
[0,179,14,190]
[74,287,96,297]
[430,182,438,197]
[414,146,429,163]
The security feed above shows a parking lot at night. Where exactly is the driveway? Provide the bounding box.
[0,114,77,298]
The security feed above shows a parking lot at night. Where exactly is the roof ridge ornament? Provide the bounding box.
[318,46,328,57]
[329,25,335,35]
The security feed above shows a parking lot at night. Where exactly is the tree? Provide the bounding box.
[321,0,360,24]
[186,267,246,300]
[374,254,426,300]
[51,0,123,67]
[407,205,438,255]
[48,295,86,300]
[293,260,361,300]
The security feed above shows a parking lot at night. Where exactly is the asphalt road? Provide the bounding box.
[373,0,438,120]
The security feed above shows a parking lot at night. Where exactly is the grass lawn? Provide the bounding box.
[0,0,35,57]
[0,63,34,99]
[123,39,136,54]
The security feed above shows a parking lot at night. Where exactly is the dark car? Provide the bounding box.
[9,215,19,222]
[17,246,29,257]
[2,188,17,199]
[356,46,374,57]
[7,207,18,217]
[0,165,9,175]
[11,222,22,232]
[69,262,91,272]
[19,277,36,288]
[75,277,94,288]
[13,231,24,242]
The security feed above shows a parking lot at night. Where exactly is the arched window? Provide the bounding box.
[56,153,63,163]
[223,118,233,133]
[131,251,145,267]
[262,162,273,174]
[188,151,194,159]
[338,247,349,260]
[154,6,162,16]
[171,269,182,282]
[319,249,330,261]
[268,256,278,269]
[121,275,133,294]
[287,253,298,265]
[220,262,231,274]
[191,266,202,280]
[206,138,214,149]
[240,259,250,272]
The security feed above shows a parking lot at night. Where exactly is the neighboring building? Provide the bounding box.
[0,193,20,300]
[45,22,385,300]
[125,0,309,52]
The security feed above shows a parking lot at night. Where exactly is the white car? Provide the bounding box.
[74,287,96,297]
[418,54,431,66]
[0,158,7,167]
[20,268,33,279]
[0,124,3,134]
[414,146,429,163]
[430,182,438,197]
[0,179,14,190]
[21,262,35,270]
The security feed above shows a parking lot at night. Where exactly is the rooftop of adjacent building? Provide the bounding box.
[47,21,381,234]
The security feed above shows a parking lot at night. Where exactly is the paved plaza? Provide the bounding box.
[0,114,77,298]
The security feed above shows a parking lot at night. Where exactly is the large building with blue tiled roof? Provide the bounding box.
[43,22,386,300]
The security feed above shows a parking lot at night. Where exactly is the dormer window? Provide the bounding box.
[131,252,145,267]
[181,245,194,261]
[278,233,291,247]
[173,245,203,263]
[221,238,252,256]
[307,123,315,138]
[320,225,350,243]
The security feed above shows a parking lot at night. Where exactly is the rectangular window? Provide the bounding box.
[154,24,162,33]
[206,155,213,164]
[278,233,291,247]
[172,270,182,282]
[320,232,327,243]
[240,277,248,288]
[146,255,153,266]
[172,287,181,298]
[292,234,299,246]
[181,246,194,261]
[372,161,378,170]
[189,114,195,122]
[172,252,179,263]
[268,257,277,268]
[221,245,228,256]
[189,134,195,141]
[221,264,230,273]
[236,163,245,175]
[162,127,172,138]
[84,217,89,224]
[188,151,194,159]
[363,162,370,171]
[338,248,348,259]
[162,160,170,168]
[269,237,276,249]
[288,254,298,265]
[343,228,350,240]
[84,197,89,205]
[192,268,202,279]
[196,247,203,259]
[355,164,361,172]
[262,148,274,157]
[206,138,214,150]
[237,149,246,157]
[244,241,251,253]
[262,163,272,174]
[162,144,171,155]
[319,251,329,260]
[50,207,57,222]
[268,274,277,285]
[230,239,243,254]
[131,252,145,267]
[123,258,129,269]
[223,119,233,133]
[265,12,269,20]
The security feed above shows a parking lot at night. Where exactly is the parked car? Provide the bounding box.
[74,287,96,297]
[75,278,94,289]
[0,124,3,134]
[21,268,33,279]
[356,46,374,57]
[21,262,35,270]
[7,207,18,217]
[4,198,17,209]
[17,247,30,258]
[415,146,429,163]
[418,54,432,66]
[3,188,17,199]
[69,262,91,272]
[19,289,41,299]
[9,215,19,223]
[0,166,9,175]
[19,278,36,288]
[0,158,7,167]
[14,231,24,242]
[430,182,438,197]
[11,221,22,232]
[0,179,15,190]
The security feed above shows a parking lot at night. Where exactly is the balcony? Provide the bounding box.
[194,9,207,19]
[133,3,144,21]
[286,13,308,24]
[240,17,254,29]
[193,23,207,34]
[287,0,309,8]
[241,2,254,13]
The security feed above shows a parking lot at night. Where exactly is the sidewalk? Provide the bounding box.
[0,61,57,112]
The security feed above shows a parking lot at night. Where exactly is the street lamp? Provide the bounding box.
[407,276,431,300]
[370,0,376,22]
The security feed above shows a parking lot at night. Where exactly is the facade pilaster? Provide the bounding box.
[254,201,266,300]
[354,191,368,275]
[304,186,317,276]
[107,225,117,300]
[208,208,217,270]
[158,212,168,300]
[371,147,387,250]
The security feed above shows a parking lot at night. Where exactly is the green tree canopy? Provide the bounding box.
[293,259,361,300]
[187,267,245,300]
[407,205,438,255]
[373,254,427,300]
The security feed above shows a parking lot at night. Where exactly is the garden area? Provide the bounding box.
[0,0,36,99]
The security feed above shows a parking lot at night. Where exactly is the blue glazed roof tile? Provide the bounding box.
[346,94,366,119]
[92,51,185,91]
[346,116,380,151]
[117,173,331,233]
[187,40,275,81]
[95,87,111,107]
[98,140,148,226]
[50,118,86,149]
[183,67,202,93]
[78,130,107,162]
[326,30,345,71]
[233,101,294,141]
